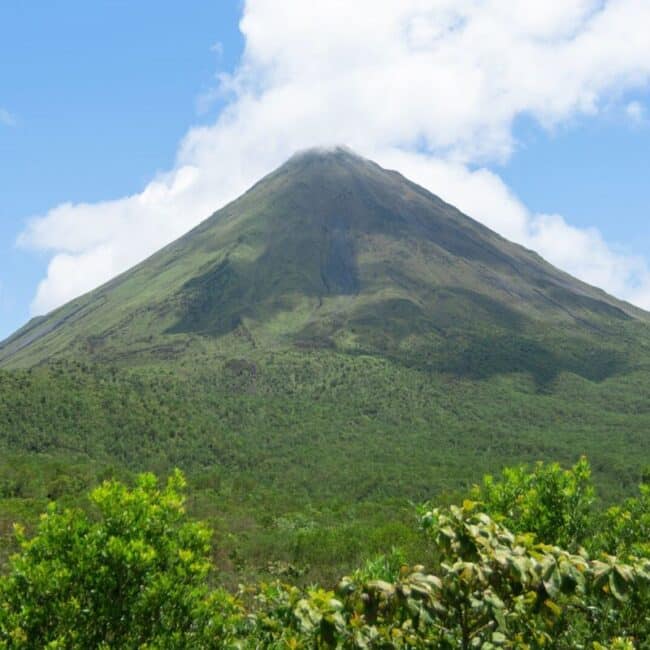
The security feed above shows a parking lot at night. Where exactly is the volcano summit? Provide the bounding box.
[1,147,645,376]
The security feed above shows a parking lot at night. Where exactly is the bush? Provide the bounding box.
[2,462,650,648]
[0,471,222,649]
[470,457,595,549]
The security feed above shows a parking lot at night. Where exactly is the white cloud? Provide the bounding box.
[0,108,16,127]
[626,100,645,122]
[19,0,650,315]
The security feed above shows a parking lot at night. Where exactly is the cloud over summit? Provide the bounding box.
[20,0,650,315]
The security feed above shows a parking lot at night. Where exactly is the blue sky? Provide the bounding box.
[0,1,243,338]
[1,1,649,340]
[502,113,650,248]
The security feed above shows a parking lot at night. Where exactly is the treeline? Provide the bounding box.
[2,459,650,648]
[1,357,649,503]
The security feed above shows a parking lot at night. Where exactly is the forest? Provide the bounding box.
[2,354,650,589]
[2,458,650,648]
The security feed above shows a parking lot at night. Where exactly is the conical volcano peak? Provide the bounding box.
[279,145,377,180]
[287,144,365,164]
[0,149,645,368]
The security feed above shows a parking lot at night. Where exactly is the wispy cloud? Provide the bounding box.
[0,108,16,127]
[626,100,645,122]
[18,0,650,315]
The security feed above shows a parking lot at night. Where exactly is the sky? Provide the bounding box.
[1,0,649,341]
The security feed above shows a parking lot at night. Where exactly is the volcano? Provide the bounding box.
[1,147,645,376]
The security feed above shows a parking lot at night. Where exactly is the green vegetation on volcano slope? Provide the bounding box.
[2,347,650,584]
[3,351,650,499]
[3,148,650,587]
[2,148,646,371]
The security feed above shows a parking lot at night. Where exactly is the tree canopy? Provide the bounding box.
[2,460,650,648]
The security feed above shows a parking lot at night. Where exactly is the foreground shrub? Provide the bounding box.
[2,463,650,648]
[238,500,650,648]
[470,457,595,549]
[0,470,223,649]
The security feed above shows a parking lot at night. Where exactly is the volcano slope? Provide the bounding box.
[2,147,647,368]
[2,148,650,577]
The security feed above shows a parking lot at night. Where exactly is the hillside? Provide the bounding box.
[2,148,650,582]
[1,147,647,372]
